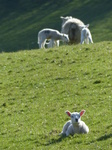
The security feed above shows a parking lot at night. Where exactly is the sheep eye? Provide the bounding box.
[71,115,73,118]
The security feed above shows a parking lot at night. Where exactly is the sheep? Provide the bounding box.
[61,17,84,44]
[80,24,93,44]
[60,110,89,136]
[38,28,69,49]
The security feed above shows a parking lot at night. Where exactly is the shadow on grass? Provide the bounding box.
[34,135,67,146]
[97,133,112,141]
[88,133,112,145]
[45,135,67,146]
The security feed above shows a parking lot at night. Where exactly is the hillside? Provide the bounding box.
[0,0,112,52]
[0,42,112,149]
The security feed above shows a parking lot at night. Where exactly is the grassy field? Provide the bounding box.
[0,0,112,52]
[0,42,112,149]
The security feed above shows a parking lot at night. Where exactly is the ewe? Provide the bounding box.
[61,16,84,44]
[60,110,89,136]
[38,28,69,49]
[80,24,93,44]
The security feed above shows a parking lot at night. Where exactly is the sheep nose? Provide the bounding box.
[75,118,78,122]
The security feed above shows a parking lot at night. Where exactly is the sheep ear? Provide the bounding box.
[80,110,85,117]
[86,24,89,28]
[60,16,64,19]
[66,111,71,117]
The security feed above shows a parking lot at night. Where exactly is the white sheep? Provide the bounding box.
[38,28,69,49]
[60,110,89,136]
[61,17,84,44]
[80,24,93,44]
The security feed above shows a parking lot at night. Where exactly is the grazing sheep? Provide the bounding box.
[80,24,93,44]
[38,28,69,49]
[61,17,84,44]
[60,110,89,136]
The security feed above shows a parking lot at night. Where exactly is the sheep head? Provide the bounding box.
[66,110,85,125]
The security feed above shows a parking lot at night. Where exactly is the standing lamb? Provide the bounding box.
[80,24,93,44]
[38,28,69,49]
[60,110,89,136]
[61,17,84,44]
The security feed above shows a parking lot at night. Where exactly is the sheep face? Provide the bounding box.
[66,110,85,125]
[71,112,81,124]
[62,34,69,43]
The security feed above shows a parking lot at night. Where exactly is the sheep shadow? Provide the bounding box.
[45,135,67,146]
[34,135,66,147]
[88,133,112,145]
[97,133,112,141]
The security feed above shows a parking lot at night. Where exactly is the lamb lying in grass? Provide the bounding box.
[60,110,89,136]
[38,28,69,49]
[80,24,93,44]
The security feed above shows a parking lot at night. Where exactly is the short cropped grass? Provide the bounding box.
[0,42,112,149]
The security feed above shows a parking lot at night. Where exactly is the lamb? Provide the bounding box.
[61,17,84,44]
[38,28,69,49]
[80,24,93,44]
[60,110,89,136]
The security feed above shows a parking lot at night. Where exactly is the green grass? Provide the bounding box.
[0,0,112,52]
[0,42,112,149]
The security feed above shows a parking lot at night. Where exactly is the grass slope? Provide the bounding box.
[0,0,112,52]
[0,42,112,149]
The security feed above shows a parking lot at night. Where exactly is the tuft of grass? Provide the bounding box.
[0,41,112,149]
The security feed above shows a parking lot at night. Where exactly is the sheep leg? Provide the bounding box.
[80,31,85,44]
[42,40,46,48]
[56,40,60,47]
[89,36,93,43]
[39,40,43,48]
[81,37,84,44]
[86,38,89,44]
[51,39,54,47]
